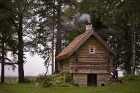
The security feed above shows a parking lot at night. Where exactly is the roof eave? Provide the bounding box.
[92,31,117,56]
[56,54,70,60]
[67,30,93,56]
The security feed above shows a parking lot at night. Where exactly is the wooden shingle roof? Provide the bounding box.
[57,29,116,60]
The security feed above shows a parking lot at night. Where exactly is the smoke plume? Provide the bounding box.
[79,13,91,23]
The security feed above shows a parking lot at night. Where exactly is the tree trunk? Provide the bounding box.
[132,0,136,75]
[18,18,24,83]
[124,30,132,75]
[51,0,55,74]
[1,33,5,83]
[132,29,136,75]
[52,26,54,74]
[55,0,62,73]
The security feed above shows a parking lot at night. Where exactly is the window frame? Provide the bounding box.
[89,46,95,54]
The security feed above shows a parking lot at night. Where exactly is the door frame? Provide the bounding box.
[87,74,97,86]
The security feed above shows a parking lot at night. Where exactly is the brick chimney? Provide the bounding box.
[86,23,92,30]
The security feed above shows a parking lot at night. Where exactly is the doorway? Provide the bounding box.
[87,74,97,86]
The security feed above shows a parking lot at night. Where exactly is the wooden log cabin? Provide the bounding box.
[56,23,116,86]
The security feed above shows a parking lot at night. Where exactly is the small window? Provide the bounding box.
[89,46,95,54]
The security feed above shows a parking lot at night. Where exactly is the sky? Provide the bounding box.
[0,53,52,76]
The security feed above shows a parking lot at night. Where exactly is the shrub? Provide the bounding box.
[123,74,139,81]
[41,77,52,87]
[63,73,73,83]
[35,74,52,87]
[35,73,74,87]
[24,77,30,83]
[35,74,48,83]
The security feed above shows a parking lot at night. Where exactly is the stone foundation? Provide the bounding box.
[73,73,111,86]
[73,74,87,86]
[97,74,110,86]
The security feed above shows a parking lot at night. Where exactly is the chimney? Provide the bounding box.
[86,23,92,30]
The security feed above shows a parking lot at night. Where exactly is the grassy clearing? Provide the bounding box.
[0,75,140,93]
[1,76,37,83]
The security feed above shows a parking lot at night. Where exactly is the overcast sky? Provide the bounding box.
[0,53,52,76]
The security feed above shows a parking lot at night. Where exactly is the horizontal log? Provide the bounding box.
[78,49,106,52]
[77,62,107,65]
[78,60,106,63]
[79,46,105,49]
[62,67,70,70]
[70,60,107,65]
[78,58,106,61]
[69,65,110,70]
[78,56,107,59]
[77,65,108,70]
[77,64,108,67]
[71,69,109,74]
[78,53,107,56]
[61,70,71,73]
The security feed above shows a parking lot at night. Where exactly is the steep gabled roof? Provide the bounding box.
[57,29,116,60]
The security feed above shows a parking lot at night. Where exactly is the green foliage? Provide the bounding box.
[2,76,37,83]
[24,77,31,83]
[123,74,140,82]
[41,77,52,87]
[35,75,47,83]
[63,73,73,83]
[35,73,73,87]
[0,75,140,93]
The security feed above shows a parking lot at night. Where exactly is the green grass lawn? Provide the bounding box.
[0,75,140,93]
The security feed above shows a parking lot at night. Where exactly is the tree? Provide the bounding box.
[0,0,17,83]
[26,0,77,74]
[6,0,35,83]
[77,0,140,75]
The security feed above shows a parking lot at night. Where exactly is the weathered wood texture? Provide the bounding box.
[71,36,112,73]
[58,58,71,72]
[59,36,113,74]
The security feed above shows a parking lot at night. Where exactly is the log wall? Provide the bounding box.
[59,58,71,72]
[73,36,112,73]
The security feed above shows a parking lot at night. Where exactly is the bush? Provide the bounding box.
[36,74,48,83]
[35,73,74,87]
[24,77,30,83]
[63,73,73,83]
[35,75,52,87]
[41,78,52,87]
[123,74,139,81]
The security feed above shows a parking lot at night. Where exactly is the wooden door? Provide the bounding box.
[87,74,97,86]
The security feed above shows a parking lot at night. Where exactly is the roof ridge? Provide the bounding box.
[57,29,116,60]
[57,30,93,59]
[74,30,91,39]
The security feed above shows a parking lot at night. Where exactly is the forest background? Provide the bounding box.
[0,0,140,83]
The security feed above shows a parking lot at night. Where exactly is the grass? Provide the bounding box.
[0,75,140,93]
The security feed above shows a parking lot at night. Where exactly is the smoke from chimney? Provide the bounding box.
[79,13,91,23]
